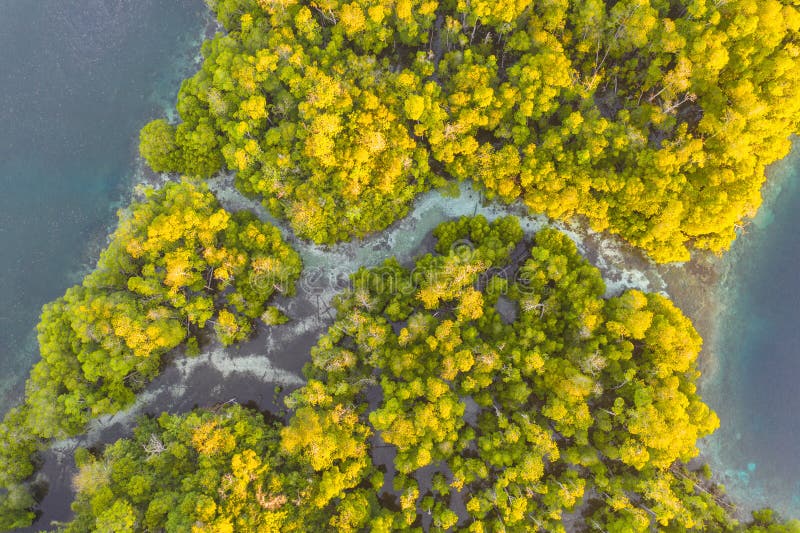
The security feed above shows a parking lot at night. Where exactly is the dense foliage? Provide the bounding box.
[64,409,800,533]
[0,181,300,528]
[8,0,800,525]
[282,215,726,530]
[61,218,800,532]
[141,0,800,261]
[65,405,318,532]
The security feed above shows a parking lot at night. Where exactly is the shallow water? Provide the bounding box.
[702,140,800,519]
[0,0,207,410]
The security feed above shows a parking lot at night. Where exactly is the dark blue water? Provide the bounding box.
[0,1,207,410]
[703,140,800,518]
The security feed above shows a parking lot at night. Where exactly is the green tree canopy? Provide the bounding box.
[142,0,800,261]
[66,405,319,532]
[59,217,799,532]
[25,180,301,438]
[0,180,301,527]
[281,216,725,531]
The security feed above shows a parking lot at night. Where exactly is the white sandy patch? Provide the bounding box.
[49,389,162,453]
[175,348,305,385]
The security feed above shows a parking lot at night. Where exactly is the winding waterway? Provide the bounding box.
[0,0,207,411]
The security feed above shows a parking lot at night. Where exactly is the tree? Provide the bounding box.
[58,217,799,532]
[64,405,323,532]
[138,119,179,173]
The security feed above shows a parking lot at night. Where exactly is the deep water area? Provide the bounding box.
[702,139,800,519]
[0,0,207,411]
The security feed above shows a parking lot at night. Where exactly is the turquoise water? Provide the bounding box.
[0,1,207,410]
[702,140,800,518]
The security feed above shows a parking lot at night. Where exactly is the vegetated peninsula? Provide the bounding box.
[2,0,800,531]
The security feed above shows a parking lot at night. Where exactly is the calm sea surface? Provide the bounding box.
[703,141,800,519]
[0,1,206,410]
